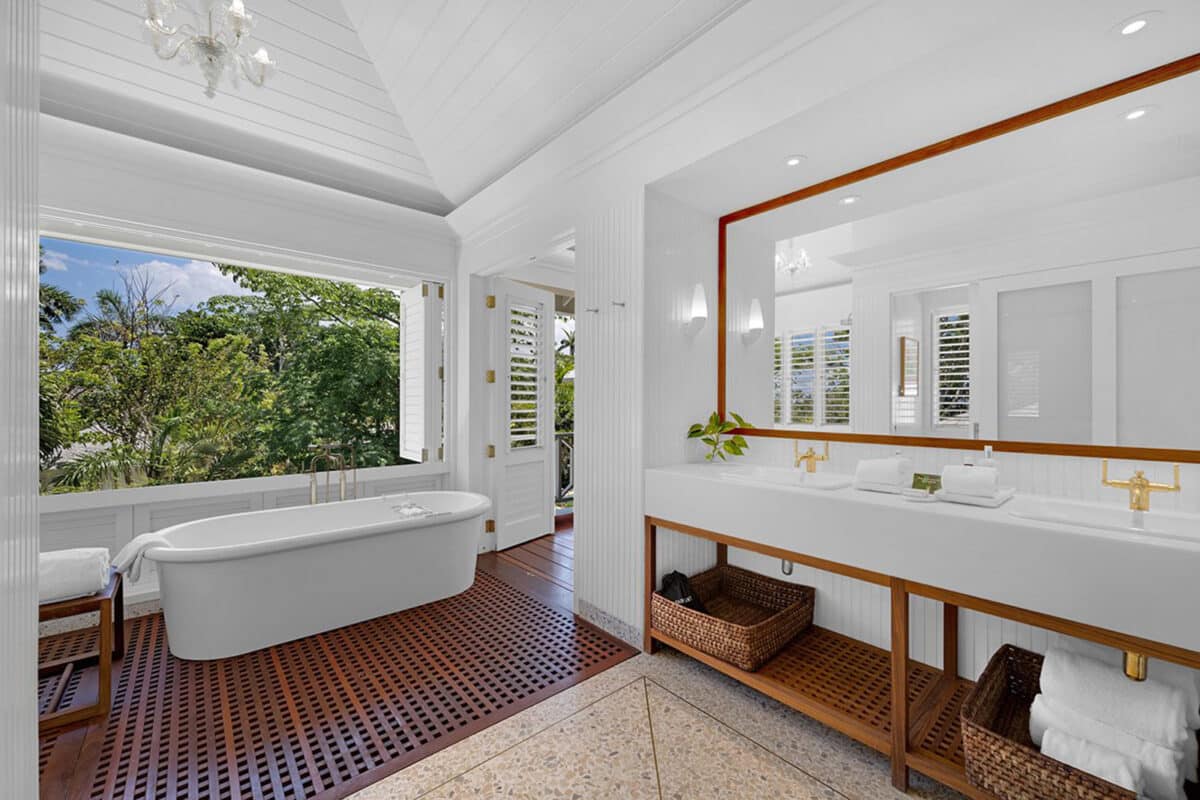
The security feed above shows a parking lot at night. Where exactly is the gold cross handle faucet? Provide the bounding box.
[1101,460,1180,512]
[794,441,830,473]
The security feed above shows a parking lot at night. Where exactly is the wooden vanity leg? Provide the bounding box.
[644,519,658,654]
[890,577,910,791]
[715,542,728,567]
[943,602,958,680]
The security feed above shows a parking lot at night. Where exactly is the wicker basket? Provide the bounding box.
[960,644,1136,800]
[650,564,814,672]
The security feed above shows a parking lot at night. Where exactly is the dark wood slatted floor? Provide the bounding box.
[495,527,574,593]
[38,564,632,800]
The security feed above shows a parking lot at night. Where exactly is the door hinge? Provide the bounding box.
[437,285,444,300]
[485,369,495,383]
[484,519,496,533]
[438,365,444,380]
[437,446,444,461]
[421,448,429,461]
[486,444,495,458]
[421,283,430,297]
[485,294,496,309]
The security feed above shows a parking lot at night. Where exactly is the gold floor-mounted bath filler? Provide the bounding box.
[1101,460,1181,512]
[308,442,357,504]
[793,440,829,472]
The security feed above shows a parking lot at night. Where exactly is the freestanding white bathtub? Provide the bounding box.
[144,491,491,660]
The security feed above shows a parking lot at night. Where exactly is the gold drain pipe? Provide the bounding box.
[1123,651,1148,681]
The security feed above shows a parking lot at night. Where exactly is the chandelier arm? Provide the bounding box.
[236,53,267,87]
[151,31,192,61]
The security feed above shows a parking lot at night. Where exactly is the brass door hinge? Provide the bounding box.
[421,283,430,297]
[437,285,444,299]
[485,294,496,309]
[486,444,496,458]
[437,446,444,461]
[485,369,495,383]
[421,448,429,461]
[438,365,444,380]
[484,519,496,533]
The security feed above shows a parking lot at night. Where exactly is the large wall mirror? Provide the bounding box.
[721,60,1200,458]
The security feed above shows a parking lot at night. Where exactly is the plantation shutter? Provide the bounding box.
[399,284,439,462]
[508,301,543,449]
[934,310,970,425]
[772,336,783,423]
[789,331,815,424]
[821,327,851,425]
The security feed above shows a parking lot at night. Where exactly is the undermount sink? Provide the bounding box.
[1008,497,1200,544]
[719,465,852,491]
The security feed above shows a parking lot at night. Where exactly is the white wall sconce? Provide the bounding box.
[683,282,707,336]
[743,297,764,344]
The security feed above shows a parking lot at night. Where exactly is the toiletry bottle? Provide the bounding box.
[978,445,997,469]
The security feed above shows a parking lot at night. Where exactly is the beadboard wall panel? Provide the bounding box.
[0,1,40,795]
[574,194,647,637]
[643,189,724,587]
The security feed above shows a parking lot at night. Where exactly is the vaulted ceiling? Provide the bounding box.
[341,0,750,206]
[39,0,452,214]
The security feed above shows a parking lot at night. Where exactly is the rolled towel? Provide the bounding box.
[113,532,171,583]
[939,464,999,497]
[1042,728,1145,795]
[1031,694,1185,800]
[853,456,914,487]
[1041,647,1192,749]
[39,548,110,603]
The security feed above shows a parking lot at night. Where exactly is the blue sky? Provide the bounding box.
[40,236,251,333]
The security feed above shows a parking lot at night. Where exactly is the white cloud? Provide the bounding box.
[40,249,70,271]
[120,260,254,311]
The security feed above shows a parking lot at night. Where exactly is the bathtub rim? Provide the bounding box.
[144,491,491,565]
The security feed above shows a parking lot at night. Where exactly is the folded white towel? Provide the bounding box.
[853,457,914,488]
[1042,728,1145,795]
[939,464,999,497]
[1042,648,1192,750]
[39,548,110,603]
[113,532,171,583]
[1031,694,1185,800]
[1061,638,1200,732]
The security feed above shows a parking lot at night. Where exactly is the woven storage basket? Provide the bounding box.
[960,644,1136,800]
[651,564,814,672]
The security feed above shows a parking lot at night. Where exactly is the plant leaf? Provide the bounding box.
[687,424,703,438]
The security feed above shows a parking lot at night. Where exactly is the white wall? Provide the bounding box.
[775,283,852,333]
[724,226,775,426]
[1,2,41,796]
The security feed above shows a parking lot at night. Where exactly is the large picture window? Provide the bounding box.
[37,237,443,493]
[772,326,850,428]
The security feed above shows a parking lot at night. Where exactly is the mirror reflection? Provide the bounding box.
[725,70,1200,448]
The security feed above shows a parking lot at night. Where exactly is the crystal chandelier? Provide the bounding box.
[774,239,811,278]
[142,0,276,99]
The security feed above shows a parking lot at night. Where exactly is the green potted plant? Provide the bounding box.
[687,412,753,462]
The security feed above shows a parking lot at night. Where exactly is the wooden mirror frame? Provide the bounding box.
[717,52,1200,463]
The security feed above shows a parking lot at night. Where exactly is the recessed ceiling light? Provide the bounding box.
[1124,106,1151,121]
[839,195,861,206]
[785,154,806,167]
[1114,10,1161,36]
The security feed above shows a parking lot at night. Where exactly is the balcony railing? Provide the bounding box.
[555,431,574,506]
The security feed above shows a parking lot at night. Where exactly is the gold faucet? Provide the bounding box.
[794,441,829,473]
[1101,461,1180,512]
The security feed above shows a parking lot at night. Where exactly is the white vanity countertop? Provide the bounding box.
[645,464,1200,654]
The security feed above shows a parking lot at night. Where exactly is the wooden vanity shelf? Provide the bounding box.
[644,515,1200,799]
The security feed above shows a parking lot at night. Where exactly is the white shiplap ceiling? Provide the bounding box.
[40,0,453,214]
[342,0,751,205]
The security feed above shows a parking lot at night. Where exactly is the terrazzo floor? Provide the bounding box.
[349,648,965,800]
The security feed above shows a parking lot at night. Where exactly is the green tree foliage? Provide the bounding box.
[39,260,410,492]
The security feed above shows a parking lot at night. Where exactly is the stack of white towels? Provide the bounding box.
[852,455,914,492]
[1031,647,1200,798]
[39,547,111,603]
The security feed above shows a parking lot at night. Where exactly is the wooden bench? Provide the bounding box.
[38,569,125,734]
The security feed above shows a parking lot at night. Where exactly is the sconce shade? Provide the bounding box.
[684,282,708,335]
[743,298,764,344]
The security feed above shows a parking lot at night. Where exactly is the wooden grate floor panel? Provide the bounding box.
[39,569,634,800]
[758,627,942,736]
[916,678,973,764]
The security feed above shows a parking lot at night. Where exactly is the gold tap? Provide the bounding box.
[1123,651,1148,681]
[794,441,829,473]
[1101,461,1180,512]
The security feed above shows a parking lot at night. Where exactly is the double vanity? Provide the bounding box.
[643,463,1200,797]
